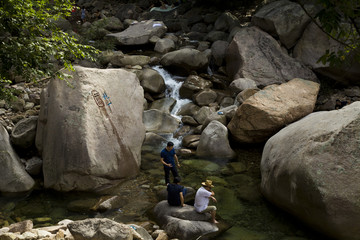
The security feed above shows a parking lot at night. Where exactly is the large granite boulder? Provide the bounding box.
[153,200,218,240]
[106,20,167,46]
[228,78,320,143]
[197,120,236,160]
[294,21,360,86]
[0,125,35,194]
[261,101,360,240]
[160,49,209,75]
[225,26,317,88]
[252,0,316,49]
[36,66,145,192]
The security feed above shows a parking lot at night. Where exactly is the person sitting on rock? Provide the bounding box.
[194,179,218,224]
[167,176,186,207]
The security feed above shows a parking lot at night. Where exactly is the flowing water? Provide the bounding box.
[0,67,329,239]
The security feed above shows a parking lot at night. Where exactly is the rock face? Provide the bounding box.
[197,120,236,160]
[160,48,209,75]
[0,125,35,194]
[252,0,314,49]
[261,102,360,240]
[294,22,360,86]
[228,78,320,143]
[106,20,167,46]
[36,66,145,192]
[153,200,218,240]
[225,26,317,88]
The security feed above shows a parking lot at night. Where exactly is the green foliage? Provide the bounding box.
[0,0,100,95]
[0,77,14,101]
[300,0,360,67]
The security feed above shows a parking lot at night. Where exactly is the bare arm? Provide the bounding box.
[174,154,180,167]
[180,192,184,207]
[160,157,172,167]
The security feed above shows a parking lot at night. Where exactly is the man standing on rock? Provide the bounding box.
[194,179,218,224]
[160,141,180,185]
[167,176,186,207]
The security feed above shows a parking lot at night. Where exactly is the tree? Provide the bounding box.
[297,0,360,67]
[0,0,99,100]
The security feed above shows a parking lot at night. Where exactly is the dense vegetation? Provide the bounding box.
[0,0,99,100]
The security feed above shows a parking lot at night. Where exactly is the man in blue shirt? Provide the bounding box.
[160,141,180,185]
[167,176,185,206]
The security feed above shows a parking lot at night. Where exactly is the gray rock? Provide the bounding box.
[197,120,236,160]
[143,109,180,133]
[226,27,317,88]
[25,157,42,176]
[150,98,177,114]
[153,200,218,240]
[214,12,240,32]
[68,218,144,240]
[294,22,360,86]
[193,106,215,125]
[8,220,33,234]
[139,68,166,94]
[229,78,258,95]
[0,125,35,194]
[179,75,213,99]
[154,38,175,54]
[36,66,145,192]
[10,116,38,149]
[106,20,167,46]
[160,48,209,75]
[177,102,200,117]
[193,89,217,106]
[211,40,229,67]
[261,101,360,240]
[252,0,316,49]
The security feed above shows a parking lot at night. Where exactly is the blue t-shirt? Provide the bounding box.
[167,183,184,206]
[161,148,176,167]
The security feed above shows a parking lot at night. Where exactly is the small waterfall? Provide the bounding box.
[152,66,191,119]
[151,66,191,147]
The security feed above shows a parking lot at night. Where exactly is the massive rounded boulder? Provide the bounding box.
[36,66,145,192]
[225,26,317,88]
[261,102,360,240]
[0,125,35,194]
[228,78,320,143]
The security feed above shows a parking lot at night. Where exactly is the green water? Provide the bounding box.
[0,145,329,239]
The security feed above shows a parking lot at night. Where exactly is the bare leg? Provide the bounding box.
[211,210,219,224]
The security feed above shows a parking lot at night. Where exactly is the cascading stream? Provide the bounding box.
[151,66,191,147]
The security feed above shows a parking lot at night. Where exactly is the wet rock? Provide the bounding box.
[150,98,177,114]
[139,68,166,94]
[143,109,180,133]
[179,75,213,99]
